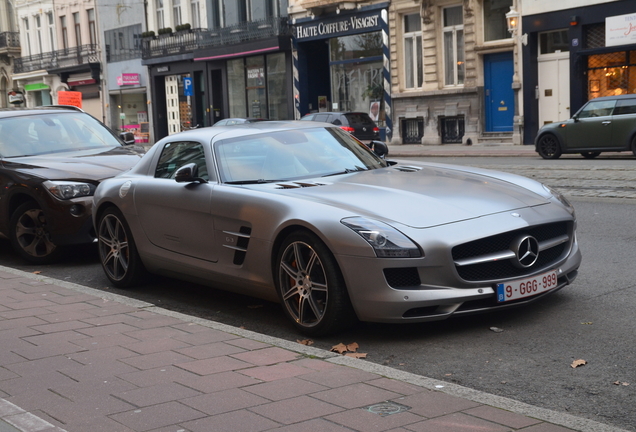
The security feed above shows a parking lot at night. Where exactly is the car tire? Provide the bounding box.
[275,231,357,336]
[537,134,562,159]
[580,151,601,159]
[97,206,147,288]
[9,201,61,264]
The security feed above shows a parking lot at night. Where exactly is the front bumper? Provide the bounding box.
[40,194,96,246]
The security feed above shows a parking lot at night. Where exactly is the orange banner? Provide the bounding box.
[57,91,83,109]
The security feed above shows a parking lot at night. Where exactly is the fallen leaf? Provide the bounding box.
[489,327,504,333]
[581,322,593,325]
[297,339,314,346]
[331,343,348,354]
[345,352,367,359]
[571,359,587,368]
[613,381,630,386]
[346,342,359,352]
[33,271,41,274]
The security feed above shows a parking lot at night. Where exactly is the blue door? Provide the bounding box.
[484,52,514,132]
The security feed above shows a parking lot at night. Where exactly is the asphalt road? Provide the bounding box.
[0,156,634,431]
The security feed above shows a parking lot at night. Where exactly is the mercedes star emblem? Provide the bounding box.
[512,235,539,268]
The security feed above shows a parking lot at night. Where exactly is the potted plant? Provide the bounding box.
[175,23,192,33]
[157,27,173,37]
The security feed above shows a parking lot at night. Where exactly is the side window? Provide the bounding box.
[613,99,636,116]
[155,141,208,180]
[577,100,616,118]
[314,114,330,122]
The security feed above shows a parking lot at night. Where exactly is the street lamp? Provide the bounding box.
[506,6,523,145]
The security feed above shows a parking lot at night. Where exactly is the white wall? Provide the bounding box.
[523,0,619,16]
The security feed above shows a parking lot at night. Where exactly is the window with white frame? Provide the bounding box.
[47,12,55,51]
[173,0,182,26]
[191,0,201,28]
[73,12,81,46]
[23,17,31,56]
[483,0,512,42]
[88,9,96,45]
[60,15,69,50]
[403,13,422,89]
[443,5,464,86]
[35,15,43,54]
[156,0,165,29]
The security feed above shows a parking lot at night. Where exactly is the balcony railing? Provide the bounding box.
[13,44,99,74]
[142,17,290,60]
[0,32,20,49]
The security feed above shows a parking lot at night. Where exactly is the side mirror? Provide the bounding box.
[175,163,207,183]
[119,131,135,145]
[369,140,388,158]
[572,114,579,123]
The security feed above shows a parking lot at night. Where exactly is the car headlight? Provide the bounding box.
[542,184,575,215]
[341,217,422,258]
[43,180,96,200]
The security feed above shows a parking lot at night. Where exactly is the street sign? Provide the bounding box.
[183,77,194,96]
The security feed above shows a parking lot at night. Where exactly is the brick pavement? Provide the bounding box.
[0,266,629,432]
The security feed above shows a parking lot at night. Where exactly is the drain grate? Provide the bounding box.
[363,401,411,416]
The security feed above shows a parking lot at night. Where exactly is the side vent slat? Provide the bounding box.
[222,226,252,265]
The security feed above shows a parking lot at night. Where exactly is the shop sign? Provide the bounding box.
[57,91,83,109]
[117,73,141,86]
[67,78,96,86]
[157,66,170,73]
[606,12,636,47]
[295,10,382,42]
[247,67,264,79]
[7,91,24,104]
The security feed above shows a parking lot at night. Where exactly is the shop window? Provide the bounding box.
[483,0,512,42]
[587,51,636,99]
[73,12,81,46]
[329,33,383,120]
[267,52,287,120]
[439,115,464,143]
[228,58,247,117]
[247,56,266,118]
[443,6,464,87]
[403,13,422,89]
[401,118,423,144]
[539,30,568,55]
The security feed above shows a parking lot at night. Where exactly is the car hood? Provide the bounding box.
[2,146,145,182]
[265,164,549,228]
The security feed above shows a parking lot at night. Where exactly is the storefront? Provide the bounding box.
[107,70,149,143]
[292,3,391,140]
[522,1,636,144]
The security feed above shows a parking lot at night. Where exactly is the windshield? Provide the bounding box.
[0,112,122,158]
[214,127,386,183]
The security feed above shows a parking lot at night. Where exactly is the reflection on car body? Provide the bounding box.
[93,121,581,335]
[535,94,636,159]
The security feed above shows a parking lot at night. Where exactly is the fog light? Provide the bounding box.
[69,204,84,216]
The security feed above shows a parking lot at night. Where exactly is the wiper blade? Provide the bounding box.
[321,166,368,177]
[224,179,283,185]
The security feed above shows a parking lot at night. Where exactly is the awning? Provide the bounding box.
[24,83,50,91]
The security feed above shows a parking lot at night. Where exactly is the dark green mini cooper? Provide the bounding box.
[535,94,636,159]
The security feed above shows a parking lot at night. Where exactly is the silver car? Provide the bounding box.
[93,121,581,336]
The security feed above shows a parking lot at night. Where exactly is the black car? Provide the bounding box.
[300,112,380,142]
[0,107,144,263]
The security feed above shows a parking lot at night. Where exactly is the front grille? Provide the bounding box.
[452,221,570,282]
[384,267,421,288]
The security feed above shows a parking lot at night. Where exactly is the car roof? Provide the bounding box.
[587,94,636,102]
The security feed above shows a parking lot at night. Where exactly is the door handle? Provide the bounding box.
[602,121,611,125]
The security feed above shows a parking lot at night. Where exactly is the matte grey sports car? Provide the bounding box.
[93,121,581,336]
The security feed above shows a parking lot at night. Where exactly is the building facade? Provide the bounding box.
[522,0,636,144]
[0,0,20,108]
[388,0,520,145]
[11,0,103,120]
[142,0,293,141]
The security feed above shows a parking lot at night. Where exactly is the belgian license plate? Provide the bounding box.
[496,270,558,302]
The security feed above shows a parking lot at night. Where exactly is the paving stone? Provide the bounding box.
[174,328,240,345]
[326,408,424,432]
[124,338,193,355]
[393,391,481,418]
[119,350,196,370]
[182,409,280,432]
[273,418,353,432]
[70,333,141,350]
[74,323,140,338]
[181,388,270,415]
[312,382,401,409]
[175,370,261,394]
[520,424,580,432]
[224,337,270,350]
[249,395,343,424]
[109,401,206,432]
[243,376,329,401]
[299,365,380,388]
[114,382,202,407]
[175,341,246,360]
[0,307,51,320]
[230,347,300,366]
[176,356,253,375]
[238,362,311,382]
[366,378,426,396]
[66,346,139,365]
[463,405,542,428]
[119,365,202,388]
[403,412,510,432]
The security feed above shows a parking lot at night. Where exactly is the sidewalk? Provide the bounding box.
[0,265,628,432]
[387,142,537,158]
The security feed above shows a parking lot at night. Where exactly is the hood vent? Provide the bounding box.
[275,182,326,189]
[394,165,422,173]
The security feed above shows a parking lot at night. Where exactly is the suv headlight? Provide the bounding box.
[43,180,96,200]
[341,217,422,258]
